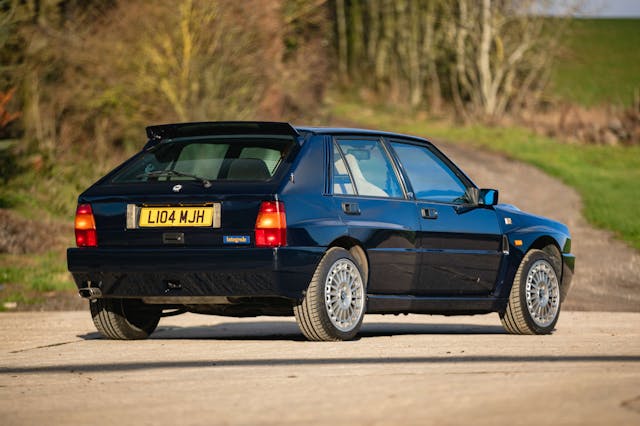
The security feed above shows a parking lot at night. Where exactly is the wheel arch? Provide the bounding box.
[327,236,369,287]
[528,236,563,279]
[498,232,566,303]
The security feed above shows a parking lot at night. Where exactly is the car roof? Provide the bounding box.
[294,125,431,144]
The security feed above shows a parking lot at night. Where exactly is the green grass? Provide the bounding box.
[0,251,75,310]
[332,101,640,250]
[0,139,164,308]
[550,18,640,107]
[0,145,128,309]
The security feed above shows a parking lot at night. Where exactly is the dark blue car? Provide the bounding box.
[67,122,575,341]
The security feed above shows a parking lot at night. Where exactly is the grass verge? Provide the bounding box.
[0,148,125,310]
[332,101,640,250]
[0,251,76,311]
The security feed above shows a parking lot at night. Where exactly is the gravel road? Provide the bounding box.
[1,311,639,425]
[438,142,640,311]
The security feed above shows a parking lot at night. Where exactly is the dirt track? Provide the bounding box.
[1,311,639,425]
[438,142,640,311]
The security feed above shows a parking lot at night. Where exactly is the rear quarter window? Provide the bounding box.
[334,138,404,198]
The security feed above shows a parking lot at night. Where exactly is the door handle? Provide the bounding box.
[342,202,361,215]
[421,208,438,219]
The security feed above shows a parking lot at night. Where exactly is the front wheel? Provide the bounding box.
[501,249,562,335]
[294,247,366,341]
[90,298,161,340]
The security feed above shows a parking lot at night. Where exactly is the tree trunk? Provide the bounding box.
[349,0,365,78]
[408,0,422,107]
[454,0,474,118]
[478,0,495,117]
[374,0,394,90]
[336,0,348,81]
[423,0,442,112]
[367,0,380,68]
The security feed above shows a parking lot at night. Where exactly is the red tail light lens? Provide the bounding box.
[255,201,286,247]
[75,204,97,247]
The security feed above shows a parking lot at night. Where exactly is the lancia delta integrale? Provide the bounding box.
[67,122,575,341]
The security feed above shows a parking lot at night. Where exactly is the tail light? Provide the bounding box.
[255,201,286,247]
[75,204,97,247]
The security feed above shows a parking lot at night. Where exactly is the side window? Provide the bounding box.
[333,143,355,195]
[336,138,403,198]
[390,141,467,203]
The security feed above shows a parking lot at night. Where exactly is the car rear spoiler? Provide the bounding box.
[144,121,300,148]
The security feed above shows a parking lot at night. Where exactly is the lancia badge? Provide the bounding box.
[172,184,182,193]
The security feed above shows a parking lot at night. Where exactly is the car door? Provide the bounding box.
[387,139,503,296]
[332,137,421,294]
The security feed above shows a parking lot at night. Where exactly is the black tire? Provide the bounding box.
[294,247,366,341]
[501,249,562,335]
[90,298,161,340]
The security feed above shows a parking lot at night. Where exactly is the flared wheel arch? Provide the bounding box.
[524,237,563,282]
[325,237,369,289]
[502,237,564,311]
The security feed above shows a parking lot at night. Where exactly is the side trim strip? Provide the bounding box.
[367,294,507,314]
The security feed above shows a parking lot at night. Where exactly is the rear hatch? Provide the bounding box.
[80,123,299,248]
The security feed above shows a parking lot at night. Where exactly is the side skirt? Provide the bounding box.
[366,294,508,316]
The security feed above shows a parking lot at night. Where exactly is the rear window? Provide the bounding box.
[111,136,296,183]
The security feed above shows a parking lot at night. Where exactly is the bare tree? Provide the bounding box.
[334,0,566,120]
[451,0,557,119]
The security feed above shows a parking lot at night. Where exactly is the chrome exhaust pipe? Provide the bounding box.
[78,287,102,299]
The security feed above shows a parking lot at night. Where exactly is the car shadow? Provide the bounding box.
[78,320,506,341]
[4,353,639,375]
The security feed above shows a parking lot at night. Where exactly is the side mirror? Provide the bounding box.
[479,188,499,206]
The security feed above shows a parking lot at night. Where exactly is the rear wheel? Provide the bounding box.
[90,298,161,340]
[501,249,561,335]
[294,247,366,341]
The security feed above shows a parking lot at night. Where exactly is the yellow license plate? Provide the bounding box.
[139,206,219,227]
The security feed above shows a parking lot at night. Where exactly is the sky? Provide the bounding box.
[546,0,640,17]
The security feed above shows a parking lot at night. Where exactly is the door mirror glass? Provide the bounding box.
[479,188,499,206]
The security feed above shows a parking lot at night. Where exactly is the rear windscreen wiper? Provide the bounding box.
[138,170,212,188]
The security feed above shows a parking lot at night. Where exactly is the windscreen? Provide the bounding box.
[111,136,296,183]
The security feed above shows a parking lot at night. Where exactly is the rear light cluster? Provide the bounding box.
[255,201,286,247]
[75,204,97,247]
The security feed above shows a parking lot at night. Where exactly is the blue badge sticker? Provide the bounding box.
[223,235,251,245]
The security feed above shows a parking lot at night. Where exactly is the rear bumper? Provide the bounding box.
[67,246,324,300]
